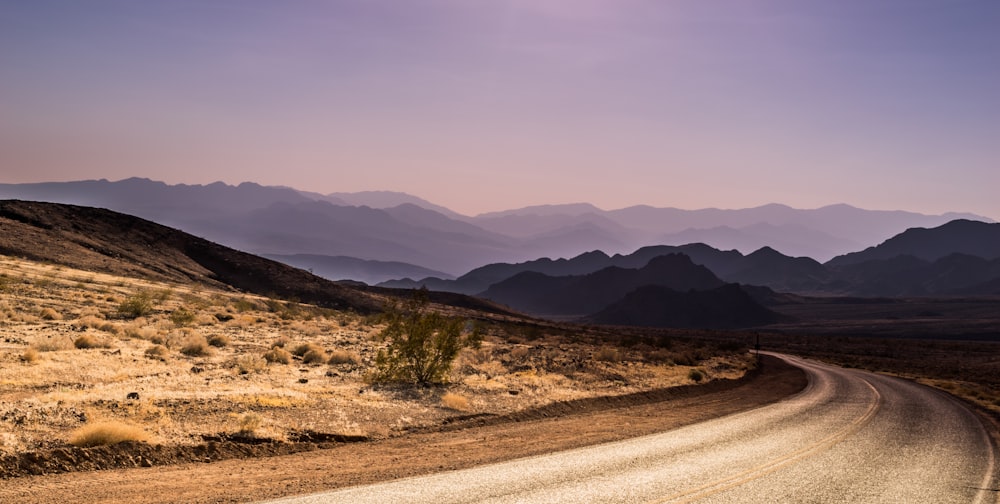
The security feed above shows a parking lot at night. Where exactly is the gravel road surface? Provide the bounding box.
[268,354,998,504]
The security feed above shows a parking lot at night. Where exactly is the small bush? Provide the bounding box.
[263,347,292,364]
[594,347,622,362]
[38,307,62,321]
[688,368,705,383]
[145,344,169,360]
[207,334,230,348]
[236,413,262,437]
[440,392,470,411]
[291,342,323,357]
[327,349,360,366]
[68,421,150,447]
[180,334,211,357]
[169,307,196,327]
[373,293,482,385]
[74,334,111,349]
[117,292,154,320]
[302,348,328,365]
[231,355,267,375]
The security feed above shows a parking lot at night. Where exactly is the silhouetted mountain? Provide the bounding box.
[381,244,803,295]
[479,254,724,316]
[827,220,1000,267]
[587,284,783,329]
[829,254,1000,297]
[723,247,832,293]
[262,254,452,285]
[660,223,860,263]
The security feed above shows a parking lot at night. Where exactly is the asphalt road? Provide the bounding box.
[266,354,998,503]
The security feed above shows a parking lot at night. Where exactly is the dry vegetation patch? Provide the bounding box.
[0,254,753,478]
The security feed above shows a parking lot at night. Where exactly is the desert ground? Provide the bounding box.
[2,253,998,503]
[0,255,754,478]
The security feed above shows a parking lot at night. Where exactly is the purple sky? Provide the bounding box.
[2,1,998,218]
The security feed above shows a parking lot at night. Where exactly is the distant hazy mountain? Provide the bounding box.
[0,178,992,282]
[587,284,782,329]
[263,253,452,285]
[478,254,724,316]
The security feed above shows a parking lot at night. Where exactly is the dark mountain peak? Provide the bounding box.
[827,219,1000,267]
[586,283,782,329]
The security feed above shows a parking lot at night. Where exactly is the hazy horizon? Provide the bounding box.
[3,1,998,219]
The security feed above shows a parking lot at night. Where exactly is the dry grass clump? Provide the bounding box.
[327,349,360,366]
[20,347,41,364]
[302,348,329,365]
[38,307,62,321]
[440,392,470,411]
[74,334,113,349]
[179,334,211,357]
[33,336,73,352]
[594,347,622,362]
[291,342,323,357]
[123,323,159,341]
[263,347,292,364]
[207,334,230,348]
[76,315,120,334]
[145,344,170,360]
[229,355,267,375]
[68,421,151,447]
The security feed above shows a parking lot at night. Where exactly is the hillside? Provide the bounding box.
[0,200,382,312]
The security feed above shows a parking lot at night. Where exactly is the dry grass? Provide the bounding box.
[179,334,211,357]
[0,253,752,462]
[440,392,470,411]
[20,347,41,364]
[68,421,151,447]
[207,334,230,348]
[263,347,292,364]
[327,349,359,366]
[302,348,328,365]
[144,344,170,360]
[74,334,112,349]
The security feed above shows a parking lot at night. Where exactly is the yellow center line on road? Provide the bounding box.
[649,379,883,504]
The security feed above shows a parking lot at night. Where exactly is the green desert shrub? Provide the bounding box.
[117,291,154,319]
[688,368,705,383]
[372,293,482,385]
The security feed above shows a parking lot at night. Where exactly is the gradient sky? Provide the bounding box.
[2,1,998,218]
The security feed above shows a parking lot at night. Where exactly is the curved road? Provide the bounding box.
[267,354,998,503]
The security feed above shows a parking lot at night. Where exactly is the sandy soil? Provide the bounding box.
[0,355,805,504]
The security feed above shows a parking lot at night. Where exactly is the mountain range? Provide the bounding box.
[0,178,990,283]
[387,220,1000,300]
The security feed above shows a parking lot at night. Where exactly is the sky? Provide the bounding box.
[1,0,998,219]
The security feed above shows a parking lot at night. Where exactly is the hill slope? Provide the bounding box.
[0,200,381,312]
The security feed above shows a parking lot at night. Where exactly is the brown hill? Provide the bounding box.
[0,199,381,312]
